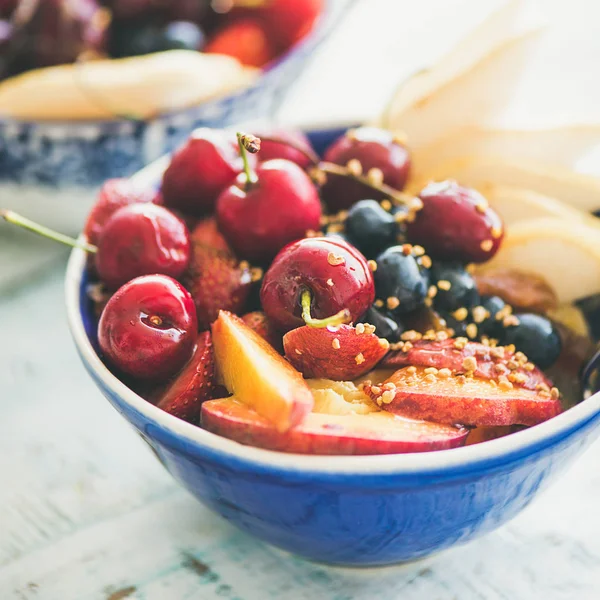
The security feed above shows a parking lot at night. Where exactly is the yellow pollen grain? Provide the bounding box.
[476,201,489,214]
[331,338,341,350]
[374,299,384,308]
[480,239,494,252]
[462,356,477,372]
[326,278,334,287]
[346,158,363,176]
[437,280,451,291]
[424,367,439,375]
[368,259,378,272]
[420,255,432,269]
[380,198,392,211]
[491,226,503,239]
[453,307,468,321]
[367,168,384,186]
[401,330,422,342]
[436,331,449,341]
[327,252,345,266]
[498,376,513,390]
[355,353,365,365]
[551,387,560,400]
[428,285,438,299]
[387,296,400,310]
[370,385,381,395]
[402,243,413,256]
[466,323,478,339]
[402,341,413,352]
[412,245,425,257]
[364,323,376,335]
[472,306,488,324]
[394,212,408,224]
[381,390,395,404]
[239,260,250,271]
[438,368,452,378]
[378,338,390,350]
[406,366,417,374]
[424,373,437,383]
[295,349,302,355]
[355,323,365,335]
[503,315,520,328]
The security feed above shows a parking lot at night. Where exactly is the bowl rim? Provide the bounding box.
[65,244,600,476]
[0,2,334,129]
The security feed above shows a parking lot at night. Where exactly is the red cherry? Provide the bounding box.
[321,127,411,211]
[98,275,197,380]
[260,237,375,333]
[253,126,317,170]
[407,180,504,264]
[83,178,158,245]
[261,0,322,49]
[96,203,190,290]
[162,128,253,216]
[216,134,321,263]
[205,18,277,67]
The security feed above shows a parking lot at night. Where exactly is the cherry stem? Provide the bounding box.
[301,289,351,329]
[317,161,412,206]
[236,132,260,186]
[253,134,320,166]
[1,209,98,253]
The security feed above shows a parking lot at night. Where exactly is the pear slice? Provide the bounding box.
[478,217,600,303]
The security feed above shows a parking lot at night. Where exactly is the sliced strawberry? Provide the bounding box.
[365,367,562,427]
[183,219,252,330]
[382,339,552,391]
[283,324,390,380]
[83,178,157,245]
[242,311,283,352]
[155,331,215,424]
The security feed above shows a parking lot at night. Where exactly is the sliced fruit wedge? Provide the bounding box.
[283,324,390,381]
[407,155,600,213]
[201,397,469,455]
[155,331,215,424]
[478,216,600,303]
[212,311,313,432]
[381,339,552,392]
[365,367,562,427]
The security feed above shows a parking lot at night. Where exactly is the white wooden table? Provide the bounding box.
[2,1,600,598]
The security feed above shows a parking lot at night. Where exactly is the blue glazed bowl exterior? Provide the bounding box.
[65,125,600,567]
[0,1,339,189]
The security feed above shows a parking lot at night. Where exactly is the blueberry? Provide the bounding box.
[498,313,561,369]
[345,199,397,258]
[374,246,430,314]
[477,295,506,338]
[430,261,479,313]
[359,306,403,342]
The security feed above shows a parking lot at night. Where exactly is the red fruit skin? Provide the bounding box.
[201,397,468,455]
[155,331,215,424]
[381,339,552,392]
[216,159,322,263]
[407,180,504,263]
[261,0,323,49]
[183,221,252,330]
[321,127,411,211]
[253,127,316,170]
[241,311,283,352]
[205,18,277,67]
[283,324,389,380]
[83,178,157,245]
[161,129,252,216]
[96,203,191,290]
[98,275,197,380]
[261,237,375,333]
[365,367,562,427]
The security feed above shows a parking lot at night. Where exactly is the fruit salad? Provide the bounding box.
[0,0,322,120]
[4,125,595,455]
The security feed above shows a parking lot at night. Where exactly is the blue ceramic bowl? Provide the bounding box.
[65,126,600,567]
[0,1,342,232]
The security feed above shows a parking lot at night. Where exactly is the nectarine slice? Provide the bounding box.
[201,397,468,455]
[382,339,552,391]
[366,367,562,427]
[211,311,313,431]
[283,324,390,380]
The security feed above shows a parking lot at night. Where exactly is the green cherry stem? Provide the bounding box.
[236,132,260,186]
[1,210,98,253]
[300,289,351,328]
[253,134,321,166]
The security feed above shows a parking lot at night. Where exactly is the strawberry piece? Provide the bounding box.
[283,324,390,380]
[156,331,215,424]
[183,219,252,330]
[83,178,158,245]
[242,311,283,352]
[365,367,562,427]
[382,339,552,391]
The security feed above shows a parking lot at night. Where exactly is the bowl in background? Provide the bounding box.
[65,125,600,567]
[0,0,344,233]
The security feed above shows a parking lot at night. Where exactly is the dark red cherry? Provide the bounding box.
[83,178,158,245]
[261,0,323,49]
[98,275,197,380]
[216,134,321,263]
[407,180,504,264]
[253,126,317,170]
[161,128,254,216]
[320,127,411,211]
[96,203,190,290]
[260,236,375,333]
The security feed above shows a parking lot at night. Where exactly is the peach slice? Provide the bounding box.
[382,339,552,392]
[201,397,469,455]
[365,367,562,427]
[283,324,390,381]
[211,311,313,432]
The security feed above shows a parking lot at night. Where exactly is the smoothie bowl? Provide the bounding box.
[45,121,600,566]
[0,0,337,232]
